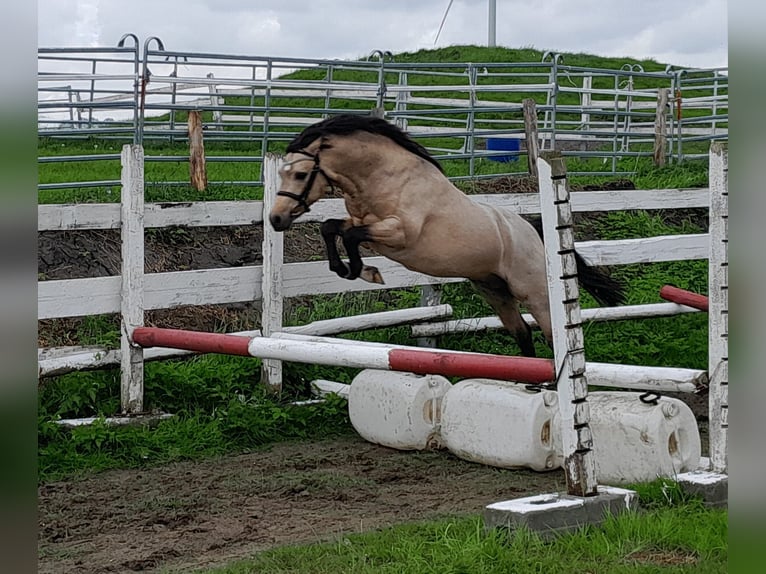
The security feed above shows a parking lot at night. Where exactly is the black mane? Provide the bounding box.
[286,114,444,173]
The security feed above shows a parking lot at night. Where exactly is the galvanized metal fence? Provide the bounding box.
[38,34,727,192]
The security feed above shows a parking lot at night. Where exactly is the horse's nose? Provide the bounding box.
[269,213,289,231]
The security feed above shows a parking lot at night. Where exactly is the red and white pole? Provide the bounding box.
[132,327,555,383]
[132,328,706,392]
[659,285,709,312]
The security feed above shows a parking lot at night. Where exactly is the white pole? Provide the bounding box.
[488,0,497,47]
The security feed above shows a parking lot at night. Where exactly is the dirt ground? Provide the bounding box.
[38,175,711,572]
[38,435,571,573]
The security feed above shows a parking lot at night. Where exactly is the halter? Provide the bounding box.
[277,150,332,214]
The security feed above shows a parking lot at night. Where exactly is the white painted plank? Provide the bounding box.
[38,203,122,231]
[287,304,453,336]
[39,275,121,318]
[144,201,264,227]
[55,414,175,428]
[260,154,284,392]
[37,230,707,321]
[37,189,709,231]
[576,234,708,265]
[411,302,701,337]
[38,201,264,231]
[120,144,145,414]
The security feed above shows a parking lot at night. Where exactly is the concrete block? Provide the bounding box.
[484,486,638,539]
[676,470,728,508]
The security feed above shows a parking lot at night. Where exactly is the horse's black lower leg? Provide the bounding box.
[319,219,372,280]
[320,219,352,278]
[340,226,372,279]
[471,277,537,357]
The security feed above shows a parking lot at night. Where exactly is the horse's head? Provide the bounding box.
[269,149,336,231]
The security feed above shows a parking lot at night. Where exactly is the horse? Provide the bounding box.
[268,114,625,357]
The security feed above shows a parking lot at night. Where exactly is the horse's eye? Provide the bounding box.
[295,172,308,181]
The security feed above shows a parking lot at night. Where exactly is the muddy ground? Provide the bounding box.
[38,435,572,573]
[38,176,710,572]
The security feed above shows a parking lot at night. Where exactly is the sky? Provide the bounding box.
[37,0,728,69]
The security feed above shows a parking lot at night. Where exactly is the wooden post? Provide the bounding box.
[260,154,284,393]
[708,142,728,472]
[522,98,539,179]
[653,88,669,167]
[188,110,207,191]
[539,151,598,497]
[120,144,145,413]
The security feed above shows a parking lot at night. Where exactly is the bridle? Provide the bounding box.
[277,150,334,214]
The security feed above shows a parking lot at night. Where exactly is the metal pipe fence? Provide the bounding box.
[38,34,727,192]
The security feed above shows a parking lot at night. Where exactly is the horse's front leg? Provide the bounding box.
[320,219,352,279]
[340,226,384,284]
[339,216,409,283]
[319,219,385,284]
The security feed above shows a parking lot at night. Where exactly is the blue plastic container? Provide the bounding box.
[486,137,521,162]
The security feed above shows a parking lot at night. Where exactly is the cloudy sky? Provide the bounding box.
[38,0,727,68]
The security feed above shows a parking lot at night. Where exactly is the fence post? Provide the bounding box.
[416,285,443,348]
[539,151,598,497]
[579,74,592,152]
[120,144,145,413]
[708,142,728,472]
[260,153,284,393]
[653,88,669,167]
[522,98,539,179]
[207,73,223,128]
[188,110,207,191]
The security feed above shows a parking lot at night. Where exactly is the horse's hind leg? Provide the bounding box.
[471,277,536,357]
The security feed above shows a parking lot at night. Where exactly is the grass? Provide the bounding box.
[188,487,726,574]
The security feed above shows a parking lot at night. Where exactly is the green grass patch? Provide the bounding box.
[39,393,352,483]
[193,501,726,574]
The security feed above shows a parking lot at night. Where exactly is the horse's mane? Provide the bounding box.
[286,114,444,173]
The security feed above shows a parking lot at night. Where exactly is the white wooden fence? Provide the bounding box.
[38,147,722,416]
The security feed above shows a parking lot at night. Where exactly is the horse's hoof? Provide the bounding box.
[361,266,385,284]
[330,263,351,279]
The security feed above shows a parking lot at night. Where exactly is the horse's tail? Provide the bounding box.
[527,216,626,307]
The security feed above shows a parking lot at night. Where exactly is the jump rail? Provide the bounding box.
[39,304,455,377]
[131,327,707,394]
[659,285,710,312]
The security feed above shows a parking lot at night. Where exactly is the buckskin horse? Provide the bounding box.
[268,114,624,357]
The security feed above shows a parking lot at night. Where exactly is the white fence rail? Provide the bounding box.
[38,143,729,476]
[38,145,728,464]
[38,146,722,410]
